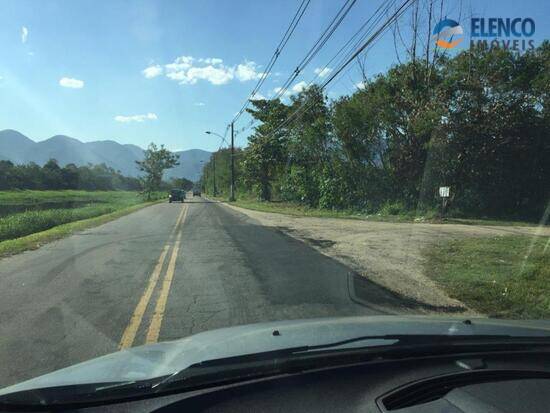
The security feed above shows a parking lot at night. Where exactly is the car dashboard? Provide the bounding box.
[46,350,550,413]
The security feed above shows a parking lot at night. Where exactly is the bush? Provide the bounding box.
[0,206,116,241]
[379,201,406,216]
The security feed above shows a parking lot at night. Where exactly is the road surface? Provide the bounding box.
[0,197,406,387]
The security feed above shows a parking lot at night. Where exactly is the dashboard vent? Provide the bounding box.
[378,369,550,411]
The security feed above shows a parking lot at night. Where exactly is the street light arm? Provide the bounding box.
[205,131,224,139]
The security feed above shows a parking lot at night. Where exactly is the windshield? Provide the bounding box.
[0,0,548,402]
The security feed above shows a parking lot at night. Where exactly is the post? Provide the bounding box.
[230,121,235,201]
[212,153,217,196]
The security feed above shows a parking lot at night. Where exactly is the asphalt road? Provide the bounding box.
[0,196,405,388]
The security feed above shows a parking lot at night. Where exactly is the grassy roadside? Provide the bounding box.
[211,196,416,222]
[215,196,540,227]
[0,190,129,204]
[0,199,162,258]
[0,191,154,242]
[423,235,550,318]
[0,190,165,258]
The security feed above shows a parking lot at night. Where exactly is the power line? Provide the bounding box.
[272,0,358,101]
[236,0,363,138]
[310,0,398,87]
[237,0,397,139]
[265,0,417,139]
[231,0,311,124]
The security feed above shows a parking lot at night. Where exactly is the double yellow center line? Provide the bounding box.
[118,204,188,349]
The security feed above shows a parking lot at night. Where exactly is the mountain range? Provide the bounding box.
[0,129,210,181]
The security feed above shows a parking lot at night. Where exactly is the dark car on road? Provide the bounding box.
[193,188,201,197]
[168,189,185,203]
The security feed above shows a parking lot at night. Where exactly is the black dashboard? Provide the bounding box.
[64,351,550,413]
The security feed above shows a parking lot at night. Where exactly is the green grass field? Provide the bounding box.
[0,190,164,256]
[424,235,550,318]
[0,190,133,205]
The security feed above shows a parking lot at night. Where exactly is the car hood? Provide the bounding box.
[2,315,550,395]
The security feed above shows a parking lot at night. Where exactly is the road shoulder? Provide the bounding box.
[217,202,548,315]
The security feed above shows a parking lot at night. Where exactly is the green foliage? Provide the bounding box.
[169,177,194,191]
[379,201,407,216]
[136,143,179,200]
[0,159,142,191]
[0,191,153,242]
[200,148,244,198]
[241,99,290,201]
[203,44,550,221]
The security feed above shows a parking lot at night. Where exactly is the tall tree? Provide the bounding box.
[243,99,290,201]
[136,143,179,200]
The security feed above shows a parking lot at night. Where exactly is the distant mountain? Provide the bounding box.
[165,149,212,182]
[0,129,210,181]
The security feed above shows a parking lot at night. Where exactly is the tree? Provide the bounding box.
[170,177,194,191]
[283,85,331,207]
[42,159,63,189]
[0,160,15,190]
[135,143,179,199]
[243,99,290,201]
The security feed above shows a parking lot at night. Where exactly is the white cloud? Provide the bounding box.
[355,81,367,89]
[185,65,234,85]
[114,113,158,123]
[161,56,263,86]
[291,81,308,93]
[21,26,28,44]
[314,67,332,78]
[235,60,264,82]
[165,55,194,72]
[194,102,206,106]
[142,64,163,78]
[59,77,84,89]
[272,86,292,99]
[271,81,309,100]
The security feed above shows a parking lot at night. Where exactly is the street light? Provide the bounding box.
[205,126,235,201]
[205,130,223,139]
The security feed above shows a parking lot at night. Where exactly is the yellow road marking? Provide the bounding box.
[118,205,186,349]
[145,205,189,344]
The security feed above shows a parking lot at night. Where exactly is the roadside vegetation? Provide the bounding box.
[0,159,142,191]
[0,190,170,257]
[200,33,549,314]
[201,43,549,225]
[0,191,159,243]
[0,198,163,257]
[0,143,189,256]
[224,196,543,227]
[424,235,550,318]
[0,151,184,253]
[223,196,428,222]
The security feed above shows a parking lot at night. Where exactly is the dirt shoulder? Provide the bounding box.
[219,202,549,315]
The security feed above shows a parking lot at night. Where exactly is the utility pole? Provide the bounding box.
[230,121,235,201]
[212,153,217,196]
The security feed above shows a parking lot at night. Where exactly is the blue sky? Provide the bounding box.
[0,0,548,151]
